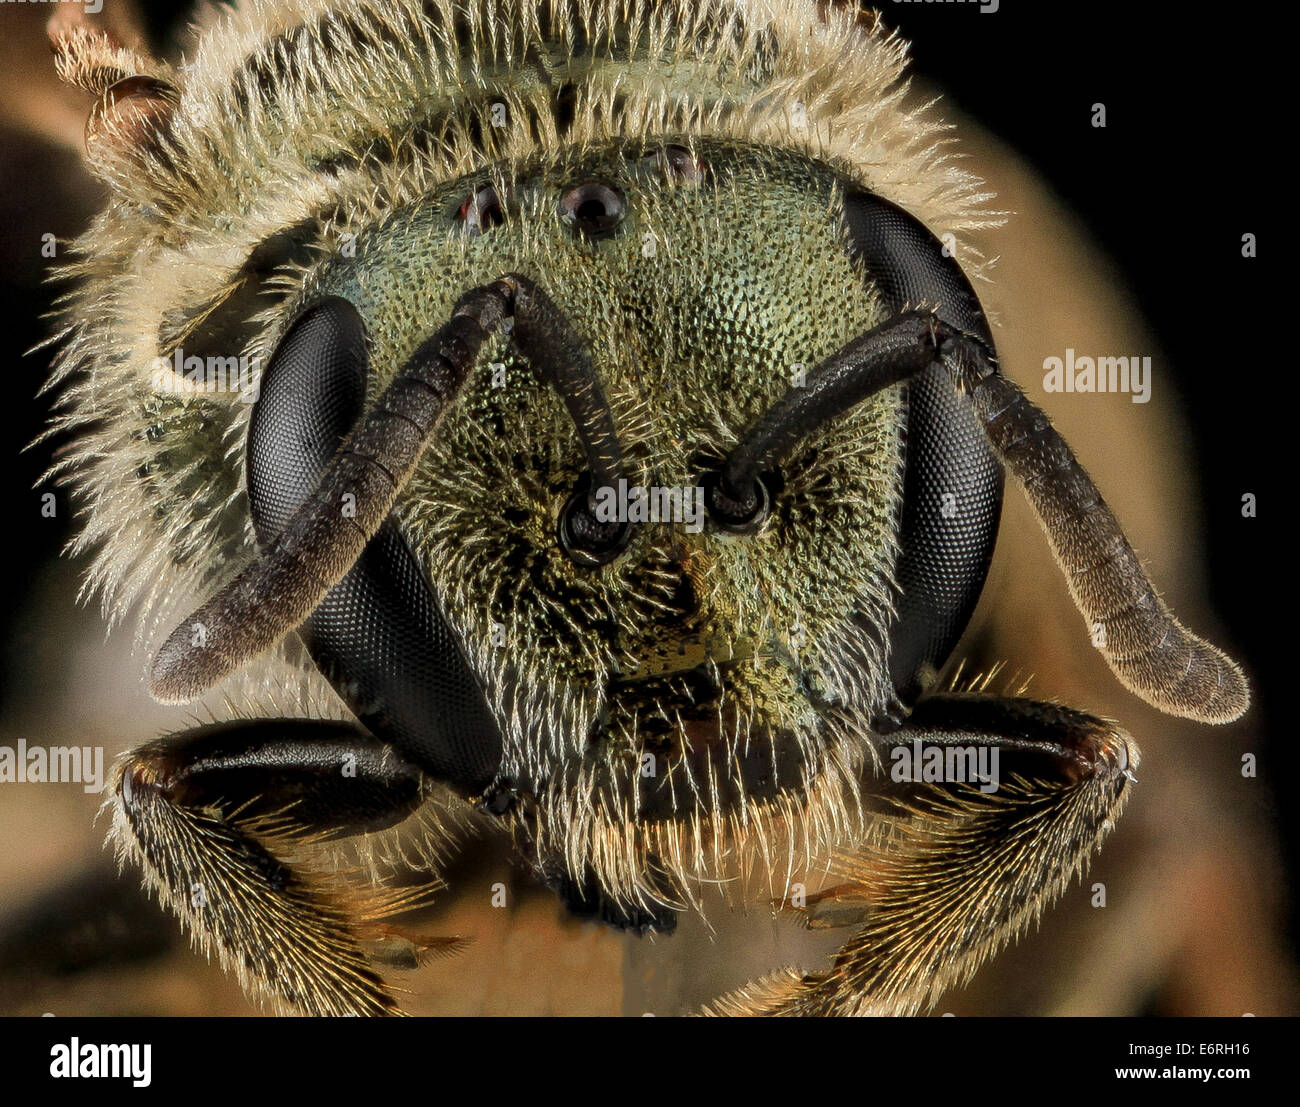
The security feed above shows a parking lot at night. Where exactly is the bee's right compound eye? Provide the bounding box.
[247,297,503,791]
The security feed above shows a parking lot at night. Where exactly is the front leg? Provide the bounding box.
[110,718,445,1015]
[708,694,1138,1015]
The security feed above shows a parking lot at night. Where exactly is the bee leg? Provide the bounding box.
[708,694,1138,1015]
[110,718,435,1015]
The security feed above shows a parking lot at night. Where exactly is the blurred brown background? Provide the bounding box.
[0,2,1291,1016]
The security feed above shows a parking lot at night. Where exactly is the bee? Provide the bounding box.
[40,0,1249,1016]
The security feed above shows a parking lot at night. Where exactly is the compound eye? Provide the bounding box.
[248,297,504,790]
[457,184,505,236]
[658,144,707,183]
[557,474,630,567]
[560,180,626,237]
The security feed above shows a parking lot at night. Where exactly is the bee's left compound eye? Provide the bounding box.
[560,180,626,236]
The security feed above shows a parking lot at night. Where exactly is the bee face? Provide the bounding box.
[38,0,1247,1015]
[301,143,901,836]
[236,139,921,903]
